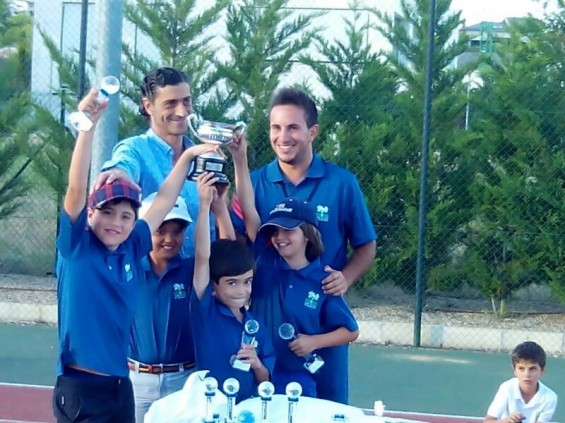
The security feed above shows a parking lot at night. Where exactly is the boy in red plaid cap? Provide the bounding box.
[52,88,215,422]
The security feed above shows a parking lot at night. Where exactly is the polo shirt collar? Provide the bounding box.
[278,256,324,279]
[140,254,183,274]
[265,155,325,183]
[216,300,247,320]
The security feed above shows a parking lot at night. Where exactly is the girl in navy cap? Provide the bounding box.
[232,139,359,399]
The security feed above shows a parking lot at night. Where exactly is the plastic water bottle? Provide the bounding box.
[68,76,120,132]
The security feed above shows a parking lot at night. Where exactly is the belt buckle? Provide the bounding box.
[154,363,164,374]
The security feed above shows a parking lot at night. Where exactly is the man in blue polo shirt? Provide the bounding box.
[230,87,377,404]
[97,67,215,257]
[128,193,195,423]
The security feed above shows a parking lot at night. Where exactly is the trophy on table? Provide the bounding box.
[258,381,275,422]
[285,382,303,423]
[278,323,325,374]
[186,113,246,185]
[230,319,260,371]
[68,75,120,132]
[203,376,219,423]
[223,378,240,423]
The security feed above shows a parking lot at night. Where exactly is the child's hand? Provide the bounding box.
[289,333,317,357]
[211,182,230,214]
[236,344,262,370]
[506,412,525,423]
[227,130,248,162]
[196,172,218,207]
[77,88,108,126]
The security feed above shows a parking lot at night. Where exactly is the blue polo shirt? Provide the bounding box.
[233,155,375,403]
[56,207,151,377]
[190,285,276,403]
[252,249,358,397]
[232,155,377,269]
[102,129,216,258]
[129,256,195,365]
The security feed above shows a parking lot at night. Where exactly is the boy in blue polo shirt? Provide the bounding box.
[53,88,215,422]
[128,193,195,423]
[191,172,275,403]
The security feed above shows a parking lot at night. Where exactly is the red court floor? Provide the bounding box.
[0,382,482,423]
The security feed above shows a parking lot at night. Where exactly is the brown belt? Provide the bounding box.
[128,359,195,374]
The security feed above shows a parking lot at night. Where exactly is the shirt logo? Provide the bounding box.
[125,263,133,282]
[316,205,329,222]
[173,283,187,299]
[304,291,320,309]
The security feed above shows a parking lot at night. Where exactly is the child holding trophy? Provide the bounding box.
[191,171,276,403]
[230,135,359,399]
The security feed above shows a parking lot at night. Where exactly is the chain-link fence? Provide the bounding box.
[1,0,564,355]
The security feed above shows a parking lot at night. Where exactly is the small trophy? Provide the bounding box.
[203,376,218,423]
[285,382,302,423]
[223,378,240,423]
[187,113,246,185]
[278,323,325,374]
[230,319,260,371]
[258,381,275,422]
[68,76,120,132]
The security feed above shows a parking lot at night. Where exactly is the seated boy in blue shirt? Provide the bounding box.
[53,88,216,423]
[484,341,558,423]
[191,172,275,403]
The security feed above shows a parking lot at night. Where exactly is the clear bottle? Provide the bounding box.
[68,76,120,132]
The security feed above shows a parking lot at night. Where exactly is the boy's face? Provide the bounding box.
[513,359,544,394]
[88,201,136,251]
[151,220,186,261]
[212,269,253,311]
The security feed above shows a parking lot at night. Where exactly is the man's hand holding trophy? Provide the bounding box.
[186,113,246,184]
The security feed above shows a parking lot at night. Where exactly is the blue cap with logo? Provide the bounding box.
[259,197,318,233]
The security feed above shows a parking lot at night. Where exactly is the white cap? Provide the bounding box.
[140,192,192,224]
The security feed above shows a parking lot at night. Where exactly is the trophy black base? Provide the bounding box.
[188,154,229,185]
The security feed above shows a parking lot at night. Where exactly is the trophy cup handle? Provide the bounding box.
[187,113,204,143]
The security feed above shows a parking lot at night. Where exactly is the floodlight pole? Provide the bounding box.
[414,0,436,347]
[90,0,124,185]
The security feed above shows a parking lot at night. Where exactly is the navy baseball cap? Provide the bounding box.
[88,179,142,209]
[259,197,317,233]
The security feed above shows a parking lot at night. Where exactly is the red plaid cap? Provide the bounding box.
[88,179,142,210]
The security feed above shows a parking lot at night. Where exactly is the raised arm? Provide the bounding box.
[193,172,219,300]
[211,183,236,240]
[141,144,217,234]
[64,88,108,222]
[228,132,260,242]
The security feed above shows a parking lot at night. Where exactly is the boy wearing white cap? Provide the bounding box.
[128,193,196,422]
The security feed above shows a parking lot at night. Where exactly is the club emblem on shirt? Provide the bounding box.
[316,205,329,222]
[125,263,133,282]
[304,291,320,309]
[173,283,187,299]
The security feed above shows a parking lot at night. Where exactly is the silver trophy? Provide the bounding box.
[278,323,325,374]
[230,319,260,371]
[285,382,302,423]
[223,378,240,423]
[203,376,219,423]
[258,381,275,422]
[186,113,246,185]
